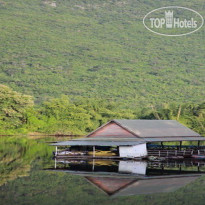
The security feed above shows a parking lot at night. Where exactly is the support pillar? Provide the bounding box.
[55,146,58,156]
[179,141,182,151]
[92,159,95,171]
[93,146,95,157]
[198,141,200,149]
[117,146,120,156]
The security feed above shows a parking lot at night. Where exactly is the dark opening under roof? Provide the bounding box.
[50,136,205,147]
[51,138,145,146]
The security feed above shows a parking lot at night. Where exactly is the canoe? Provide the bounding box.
[56,151,87,156]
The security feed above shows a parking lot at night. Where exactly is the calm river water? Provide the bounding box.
[0,136,205,205]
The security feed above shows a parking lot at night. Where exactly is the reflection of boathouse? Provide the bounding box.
[49,159,204,197]
[51,120,205,159]
[86,175,199,197]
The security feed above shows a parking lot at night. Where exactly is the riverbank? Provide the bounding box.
[0,133,83,140]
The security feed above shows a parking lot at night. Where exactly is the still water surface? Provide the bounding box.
[1,136,205,205]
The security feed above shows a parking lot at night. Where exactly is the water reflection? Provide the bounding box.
[48,159,205,197]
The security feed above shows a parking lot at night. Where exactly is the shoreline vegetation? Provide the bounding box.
[0,85,204,136]
[0,133,82,136]
[0,134,83,141]
[0,133,83,137]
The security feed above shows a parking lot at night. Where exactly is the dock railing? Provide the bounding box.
[147,149,205,157]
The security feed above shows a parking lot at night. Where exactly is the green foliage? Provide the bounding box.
[0,85,204,135]
[30,95,135,134]
[0,85,33,132]
[0,0,204,107]
[141,103,205,136]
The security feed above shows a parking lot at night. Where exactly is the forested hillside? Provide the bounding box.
[0,0,204,107]
[0,85,204,135]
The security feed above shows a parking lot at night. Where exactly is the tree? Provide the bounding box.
[0,85,33,130]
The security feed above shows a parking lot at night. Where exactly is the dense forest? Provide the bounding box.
[0,0,204,107]
[0,0,204,135]
[0,85,204,136]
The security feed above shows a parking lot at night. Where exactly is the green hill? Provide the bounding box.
[0,0,204,107]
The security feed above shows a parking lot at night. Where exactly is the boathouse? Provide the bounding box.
[52,119,205,159]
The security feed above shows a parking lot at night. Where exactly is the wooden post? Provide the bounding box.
[179,141,182,151]
[197,141,200,155]
[92,159,95,171]
[93,146,95,157]
[117,146,120,156]
[198,141,200,149]
[55,146,58,156]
